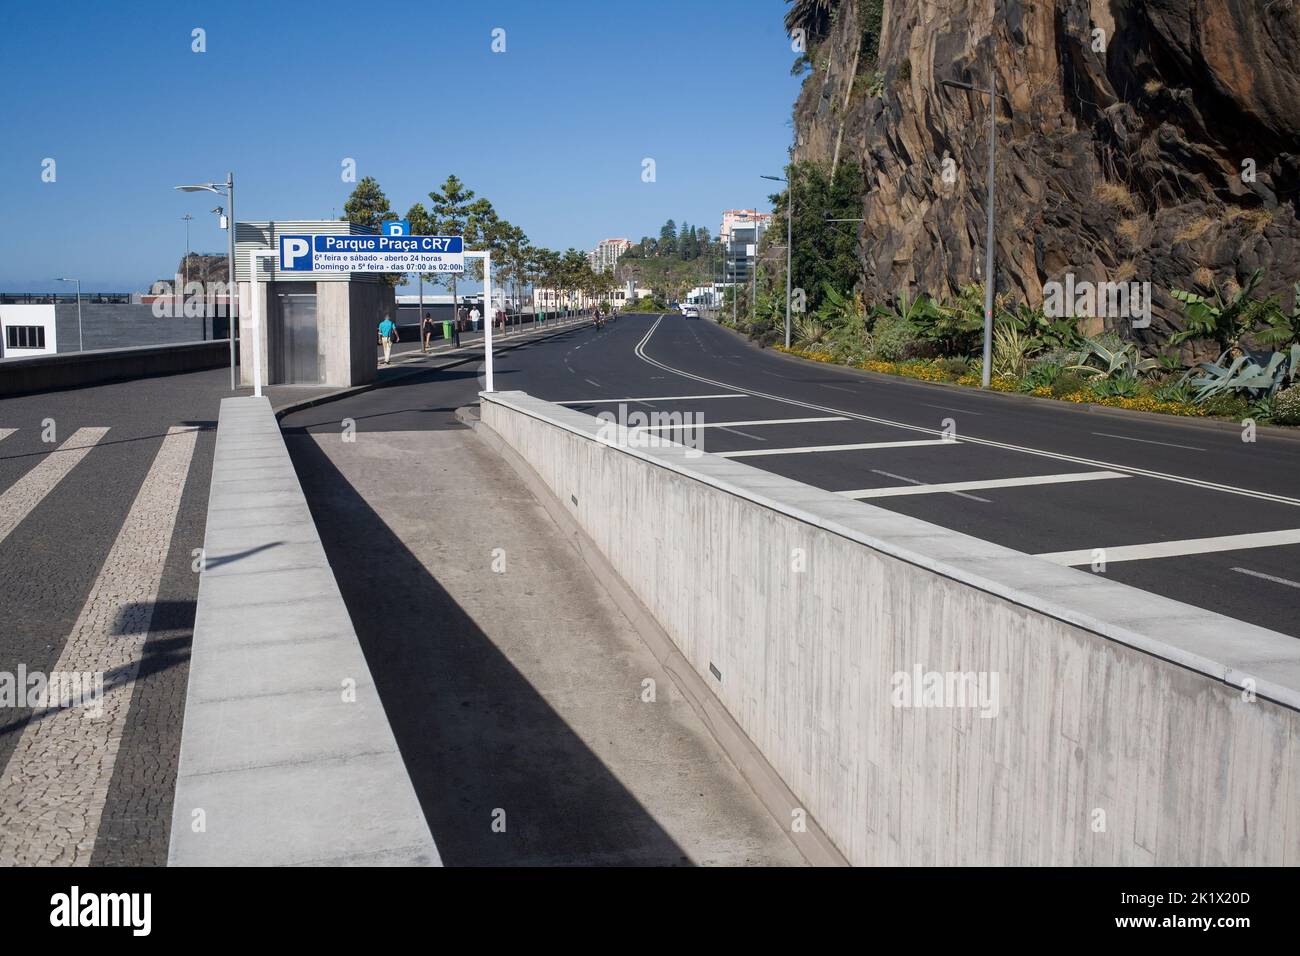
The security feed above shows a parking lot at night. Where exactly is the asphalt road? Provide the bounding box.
[287,312,1300,638]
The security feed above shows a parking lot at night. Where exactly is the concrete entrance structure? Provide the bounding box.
[235,220,396,388]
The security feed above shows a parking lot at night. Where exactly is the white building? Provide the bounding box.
[721,210,768,287]
[533,280,652,312]
[0,304,58,357]
[588,238,632,274]
[719,209,772,245]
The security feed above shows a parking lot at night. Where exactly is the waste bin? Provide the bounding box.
[442,320,452,340]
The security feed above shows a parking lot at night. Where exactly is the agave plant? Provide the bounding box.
[1183,344,1300,404]
[793,315,831,348]
[1067,338,1161,380]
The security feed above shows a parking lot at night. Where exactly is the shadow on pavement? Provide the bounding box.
[285,431,690,866]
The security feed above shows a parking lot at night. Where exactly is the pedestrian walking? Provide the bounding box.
[378,315,398,366]
[421,312,436,353]
[470,305,481,331]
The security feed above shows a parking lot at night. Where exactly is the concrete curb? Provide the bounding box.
[271,317,590,422]
[457,403,848,867]
[168,395,440,866]
[712,320,1300,444]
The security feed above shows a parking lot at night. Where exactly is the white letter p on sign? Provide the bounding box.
[281,237,310,269]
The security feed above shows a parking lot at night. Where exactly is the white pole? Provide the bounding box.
[75,279,83,351]
[483,251,494,392]
[249,249,265,397]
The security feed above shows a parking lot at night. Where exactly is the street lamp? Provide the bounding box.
[762,173,793,347]
[176,173,237,389]
[53,277,82,351]
[941,51,1011,388]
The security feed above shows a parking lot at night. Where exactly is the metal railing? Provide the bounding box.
[0,292,135,304]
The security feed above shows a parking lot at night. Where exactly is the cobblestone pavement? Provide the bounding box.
[0,368,228,865]
[0,426,197,864]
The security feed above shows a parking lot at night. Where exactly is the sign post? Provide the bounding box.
[248,249,277,398]
[465,250,493,392]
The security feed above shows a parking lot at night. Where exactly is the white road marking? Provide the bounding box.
[839,470,1126,499]
[631,315,1300,508]
[921,402,983,416]
[584,378,601,388]
[0,428,15,444]
[0,427,110,546]
[631,416,847,432]
[715,427,767,440]
[556,393,749,405]
[1232,567,1300,589]
[717,439,955,458]
[870,469,990,503]
[1037,528,1300,566]
[1092,431,1205,452]
[0,425,199,865]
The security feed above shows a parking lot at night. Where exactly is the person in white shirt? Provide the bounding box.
[470,306,481,330]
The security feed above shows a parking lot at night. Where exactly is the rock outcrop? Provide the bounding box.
[791,0,1300,356]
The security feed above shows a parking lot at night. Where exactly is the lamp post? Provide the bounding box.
[762,173,793,347]
[176,173,237,389]
[54,277,82,351]
[941,32,1008,388]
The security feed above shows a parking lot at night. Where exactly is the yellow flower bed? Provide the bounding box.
[1055,391,1206,417]
[776,346,1208,418]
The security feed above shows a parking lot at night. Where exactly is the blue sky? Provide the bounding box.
[0,0,802,291]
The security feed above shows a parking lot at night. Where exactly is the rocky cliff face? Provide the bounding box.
[791,0,1300,356]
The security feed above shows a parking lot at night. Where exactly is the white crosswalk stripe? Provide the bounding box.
[0,427,110,546]
[0,425,199,865]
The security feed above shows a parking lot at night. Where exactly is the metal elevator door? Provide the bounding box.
[274,291,322,384]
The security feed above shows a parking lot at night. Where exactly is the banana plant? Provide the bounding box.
[1255,282,1300,349]
[1170,269,1289,358]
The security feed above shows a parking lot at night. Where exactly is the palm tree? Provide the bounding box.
[783,0,839,40]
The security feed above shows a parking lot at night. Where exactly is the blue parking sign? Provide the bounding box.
[383,219,410,236]
[280,235,313,270]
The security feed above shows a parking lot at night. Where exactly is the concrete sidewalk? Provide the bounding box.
[284,415,804,865]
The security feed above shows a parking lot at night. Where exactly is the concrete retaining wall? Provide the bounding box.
[168,396,439,866]
[54,303,223,352]
[0,340,229,397]
[480,390,1300,866]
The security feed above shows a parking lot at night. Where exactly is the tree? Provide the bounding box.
[659,219,677,256]
[531,247,562,311]
[772,159,863,314]
[560,248,589,309]
[342,176,397,230]
[428,175,480,316]
[404,200,446,294]
[342,177,401,285]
